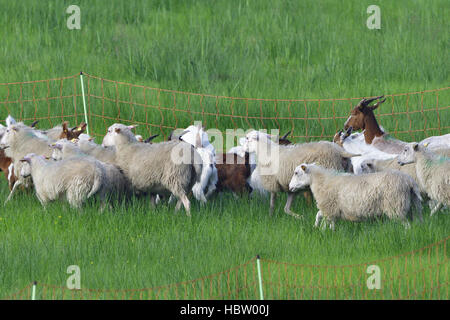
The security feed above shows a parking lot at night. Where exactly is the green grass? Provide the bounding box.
[0,0,448,299]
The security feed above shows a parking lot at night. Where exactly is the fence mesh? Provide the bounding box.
[0,74,448,299]
[3,237,448,300]
[1,73,448,146]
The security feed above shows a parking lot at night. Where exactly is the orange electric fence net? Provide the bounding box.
[0,73,448,145]
[3,237,448,300]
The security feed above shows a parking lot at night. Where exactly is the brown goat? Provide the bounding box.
[60,121,87,140]
[215,131,293,195]
[343,96,386,144]
[215,152,252,194]
[0,149,16,190]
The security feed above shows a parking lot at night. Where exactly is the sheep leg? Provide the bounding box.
[168,194,176,205]
[314,210,323,228]
[328,220,335,231]
[430,202,443,216]
[284,193,302,219]
[150,194,157,208]
[175,199,182,211]
[179,194,191,217]
[269,192,276,216]
[4,180,22,205]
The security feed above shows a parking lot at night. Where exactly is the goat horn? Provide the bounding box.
[144,134,159,143]
[281,131,291,140]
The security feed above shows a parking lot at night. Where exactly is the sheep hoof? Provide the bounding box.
[285,210,302,219]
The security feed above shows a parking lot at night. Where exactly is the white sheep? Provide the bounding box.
[419,134,450,151]
[109,126,202,216]
[289,163,423,230]
[51,139,129,199]
[242,130,359,218]
[19,153,106,209]
[398,143,450,216]
[0,123,54,203]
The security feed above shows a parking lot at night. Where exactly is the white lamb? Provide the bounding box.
[19,153,106,209]
[398,143,450,216]
[289,163,423,230]
[51,139,129,199]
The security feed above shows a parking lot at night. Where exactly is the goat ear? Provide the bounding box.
[62,121,69,132]
[74,122,86,132]
[128,125,138,130]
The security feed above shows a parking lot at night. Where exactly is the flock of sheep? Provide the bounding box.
[0,95,448,229]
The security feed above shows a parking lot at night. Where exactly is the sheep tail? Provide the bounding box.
[87,166,103,199]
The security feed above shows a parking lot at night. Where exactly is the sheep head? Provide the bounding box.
[289,163,313,192]
[103,123,138,146]
[0,125,20,149]
[344,96,385,131]
[397,142,419,166]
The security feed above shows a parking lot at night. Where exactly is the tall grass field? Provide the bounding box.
[0,0,448,299]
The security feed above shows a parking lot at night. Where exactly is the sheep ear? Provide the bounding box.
[128,125,138,130]
[20,157,31,163]
[412,142,419,151]
[115,128,121,133]
[30,120,39,128]
[300,164,307,172]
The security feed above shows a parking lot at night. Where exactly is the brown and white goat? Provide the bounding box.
[344,96,407,154]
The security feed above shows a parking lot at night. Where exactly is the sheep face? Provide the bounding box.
[0,125,19,148]
[102,123,137,147]
[397,143,418,165]
[51,143,64,161]
[19,153,37,178]
[289,164,312,192]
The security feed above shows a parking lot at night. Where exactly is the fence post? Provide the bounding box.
[79,71,90,135]
[31,281,37,300]
[256,255,264,300]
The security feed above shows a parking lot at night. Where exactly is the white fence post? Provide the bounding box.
[31,281,37,300]
[79,71,90,135]
[256,255,264,300]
